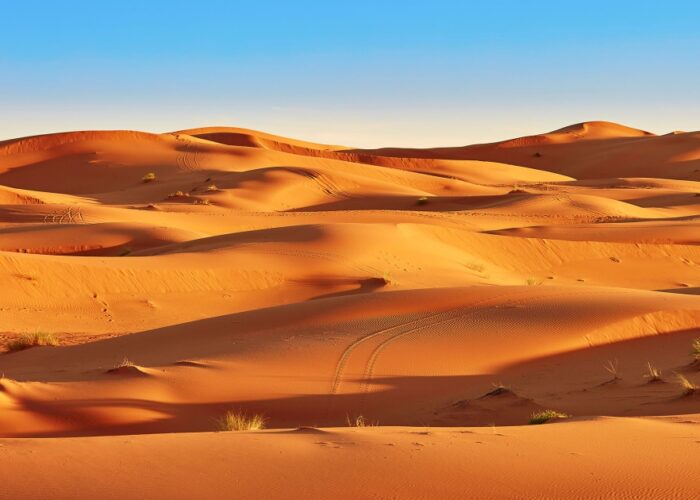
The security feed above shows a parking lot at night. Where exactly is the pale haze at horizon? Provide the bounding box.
[2,1,699,147]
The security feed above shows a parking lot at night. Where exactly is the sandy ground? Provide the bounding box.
[0,121,699,498]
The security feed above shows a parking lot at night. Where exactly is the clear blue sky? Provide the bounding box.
[2,1,699,146]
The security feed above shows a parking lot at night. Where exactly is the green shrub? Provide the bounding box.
[528,410,570,425]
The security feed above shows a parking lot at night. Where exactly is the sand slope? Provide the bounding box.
[0,121,699,498]
[1,418,699,500]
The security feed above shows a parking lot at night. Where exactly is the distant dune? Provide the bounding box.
[0,121,699,499]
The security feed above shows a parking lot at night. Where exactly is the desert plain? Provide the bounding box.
[0,120,699,498]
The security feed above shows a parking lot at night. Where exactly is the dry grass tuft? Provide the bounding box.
[7,332,58,352]
[644,362,662,382]
[603,359,621,381]
[117,357,135,368]
[218,410,266,431]
[142,172,156,183]
[482,382,511,397]
[416,196,429,206]
[692,338,700,361]
[529,410,570,425]
[346,414,376,427]
[676,373,698,396]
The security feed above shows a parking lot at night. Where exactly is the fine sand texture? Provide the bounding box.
[1,121,699,499]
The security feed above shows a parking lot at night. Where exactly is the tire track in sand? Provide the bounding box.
[357,288,598,401]
[329,287,558,398]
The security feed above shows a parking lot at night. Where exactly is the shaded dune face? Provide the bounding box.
[0,121,699,497]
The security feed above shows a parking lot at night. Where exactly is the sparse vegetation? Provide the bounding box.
[483,382,511,397]
[119,247,132,256]
[526,278,542,286]
[610,256,621,263]
[416,196,429,206]
[603,359,620,381]
[218,410,266,431]
[528,410,570,425]
[692,338,700,361]
[676,373,698,396]
[117,357,135,368]
[346,414,376,427]
[644,362,662,382]
[206,184,218,192]
[142,172,156,183]
[7,332,59,352]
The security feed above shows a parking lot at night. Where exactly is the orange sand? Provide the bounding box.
[0,121,699,498]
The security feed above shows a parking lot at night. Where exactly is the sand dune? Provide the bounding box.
[349,121,700,181]
[1,418,698,500]
[1,121,699,498]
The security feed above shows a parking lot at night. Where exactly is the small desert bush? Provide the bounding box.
[142,172,156,183]
[8,332,58,352]
[691,338,700,361]
[603,359,620,380]
[528,410,570,425]
[117,357,135,368]
[676,373,698,396]
[218,410,266,431]
[206,184,218,192]
[644,362,662,382]
[416,196,429,206]
[484,382,511,397]
[346,414,376,427]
